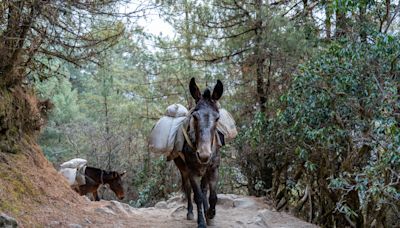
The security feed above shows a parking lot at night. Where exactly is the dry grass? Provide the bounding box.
[0,135,88,226]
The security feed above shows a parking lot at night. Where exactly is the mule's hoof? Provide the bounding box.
[206,209,216,220]
[206,218,215,226]
[187,213,194,220]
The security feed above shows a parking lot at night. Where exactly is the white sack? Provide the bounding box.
[165,104,188,117]
[60,158,87,169]
[217,108,237,141]
[149,116,187,155]
[59,168,78,186]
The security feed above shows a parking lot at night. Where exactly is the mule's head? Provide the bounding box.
[189,78,223,164]
[108,171,126,200]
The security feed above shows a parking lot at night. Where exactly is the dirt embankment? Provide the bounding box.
[0,138,317,227]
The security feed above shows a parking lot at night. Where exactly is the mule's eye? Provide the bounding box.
[215,114,220,121]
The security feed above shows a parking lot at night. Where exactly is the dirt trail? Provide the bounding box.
[48,194,317,228]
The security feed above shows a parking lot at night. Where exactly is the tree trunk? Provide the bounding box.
[359,1,367,42]
[335,6,348,38]
[255,0,267,113]
[183,0,194,108]
[0,1,35,88]
[325,1,332,39]
[104,91,112,170]
[255,0,273,192]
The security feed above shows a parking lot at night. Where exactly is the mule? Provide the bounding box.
[174,78,224,228]
[75,166,126,201]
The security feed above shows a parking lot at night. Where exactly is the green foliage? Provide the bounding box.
[130,156,179,207]
[37,77,81,124]
[277,33,398,225]
[36,75,82,162]
[235,31,399,226]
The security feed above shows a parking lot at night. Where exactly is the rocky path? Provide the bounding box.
[59,194,318,228]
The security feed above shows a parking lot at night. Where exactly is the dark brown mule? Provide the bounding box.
[75,167,126,201]
[174,78,224,228]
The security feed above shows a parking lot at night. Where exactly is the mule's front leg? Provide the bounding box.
[206,168,219,224]
[201,177,209,214]
[174,157,194,220]
[190,175,206,228]
[93,190,100,201]
[183,173,194,220]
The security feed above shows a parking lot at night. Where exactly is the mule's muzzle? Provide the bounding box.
[196,151,211,164]
[196,142,213,164]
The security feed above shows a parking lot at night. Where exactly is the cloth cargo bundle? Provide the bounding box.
[149,104,189,155]
[59,158,87,186]
[148,116,187,155]
[217,108,237,141]
[60,158,87,169]
[59,168,78,186]
[165,103,188,117]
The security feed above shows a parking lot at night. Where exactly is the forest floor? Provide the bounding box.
[0,138,317,227]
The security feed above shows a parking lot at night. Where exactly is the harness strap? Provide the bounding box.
[77,166,97,186]
[75,166,110,190]
[178,151,185,162]
[181,125,194,149]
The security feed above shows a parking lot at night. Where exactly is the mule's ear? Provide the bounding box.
[120,171,126,177]
[212,80,223,101]
[189,78,201,102]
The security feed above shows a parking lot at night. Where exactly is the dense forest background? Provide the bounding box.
[0,0,398,227]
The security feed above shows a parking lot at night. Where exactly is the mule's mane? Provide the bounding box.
[195,100,218,111]
[203,88,211,99]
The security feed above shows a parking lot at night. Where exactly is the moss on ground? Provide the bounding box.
[0,152,40,218]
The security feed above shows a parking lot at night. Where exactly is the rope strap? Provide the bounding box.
[181,125,194,149]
